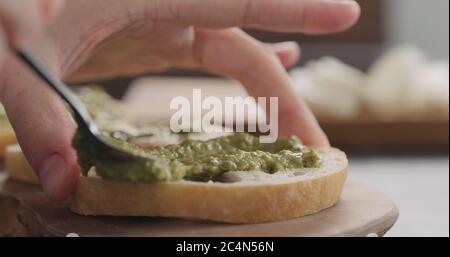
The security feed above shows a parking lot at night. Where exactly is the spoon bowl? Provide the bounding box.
[17,49,146,162]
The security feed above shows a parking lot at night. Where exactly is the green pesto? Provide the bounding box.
[73,132,321,182]
[71,86,321,182]
[74,85,129,126]
[0,104,12,129]
[0,115,10,128]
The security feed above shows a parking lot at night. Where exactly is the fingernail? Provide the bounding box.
[272,41,299,52]
[325,0,359,7]
[338,0,360,9]
[38,154,69,201]
[333,0,357,3]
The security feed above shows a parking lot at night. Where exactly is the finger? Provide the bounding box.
[271,41,300,69]
[192,28,329,146]
[0,0,65,47]
[0,24,6,67]
[0,55,79,201]
[152,0,360,34]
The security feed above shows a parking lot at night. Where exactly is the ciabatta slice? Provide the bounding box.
[70,148,347,223]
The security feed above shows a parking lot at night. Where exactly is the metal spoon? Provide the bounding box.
[17,49,146,161]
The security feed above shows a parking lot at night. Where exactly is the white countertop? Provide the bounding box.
[348,153,449,237]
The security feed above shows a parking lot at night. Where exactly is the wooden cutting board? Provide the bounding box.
[123,76,449,151]
[0,173,398,237]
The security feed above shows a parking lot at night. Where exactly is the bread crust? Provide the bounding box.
[4,143,348,223]
[70,148,348,223]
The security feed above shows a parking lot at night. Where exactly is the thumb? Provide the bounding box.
[0,55,79,201]
[0,0,65,48]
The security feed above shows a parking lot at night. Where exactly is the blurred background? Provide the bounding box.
[102,0,449,152]
[98,0,449,237]
[1,0,447,236]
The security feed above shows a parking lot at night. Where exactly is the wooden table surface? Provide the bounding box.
[0,173,398,237]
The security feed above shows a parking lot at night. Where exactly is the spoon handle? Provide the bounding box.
[16,49,93,130]
[17,49,138,161]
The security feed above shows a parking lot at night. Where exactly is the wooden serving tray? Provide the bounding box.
[321,120,449,151]
[0,173,398,237]
[124,77,449,151]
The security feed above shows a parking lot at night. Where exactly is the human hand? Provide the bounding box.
[0,0,64,66]
[0,0,360,201]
